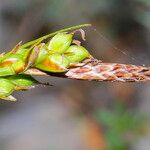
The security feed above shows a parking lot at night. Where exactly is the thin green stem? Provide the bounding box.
[21,24,91,49]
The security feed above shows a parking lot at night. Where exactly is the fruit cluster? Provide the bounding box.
[0,30,90,101]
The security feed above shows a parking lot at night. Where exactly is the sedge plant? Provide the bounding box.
[0,24,149,101]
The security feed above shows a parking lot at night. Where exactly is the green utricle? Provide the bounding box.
[49,53,69,69]
[0,53,12,63]
[1,53,21,62]
[0,67,15,77]
[48,33,73,53]
[12,60,25,73]
[16,48,31,61]
[35,53,69,72]
[34,47,49,65]
[8,74,37,87]
[11,55,25,73]
[0,78,15,97]
[65,45,90,63]
[0,53,26,77]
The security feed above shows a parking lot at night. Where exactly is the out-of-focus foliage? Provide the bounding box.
[95,101,147,150]
[134,0,150,28]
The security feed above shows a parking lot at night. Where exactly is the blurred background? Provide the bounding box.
[0,0,150,150]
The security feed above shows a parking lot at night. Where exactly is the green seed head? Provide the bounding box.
[0,78,15,97]
[48,33,73,53]
[65,45,90,63]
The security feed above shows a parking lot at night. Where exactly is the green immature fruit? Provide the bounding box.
[48,33,73,53]
[51,54,69,67]
[0,78,15,97]
[35,53,69,73]
[16,48,31,61]
[34,47,49,65]
[0,67,15,77]
[0,54,25,76]
[8,74,37,87]
[65,45,90,63]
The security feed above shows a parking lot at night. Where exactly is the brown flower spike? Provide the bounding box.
[65,59,150,82]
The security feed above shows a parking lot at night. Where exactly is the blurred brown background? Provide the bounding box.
[0,0,150,150]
